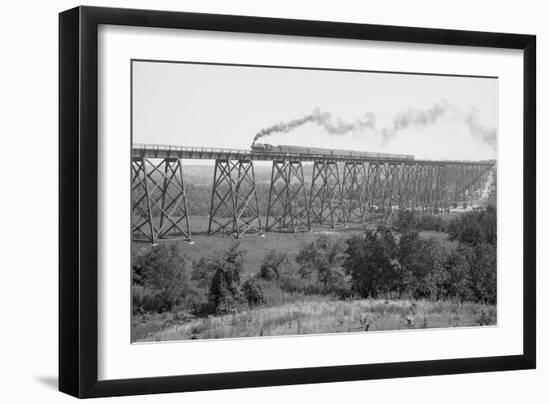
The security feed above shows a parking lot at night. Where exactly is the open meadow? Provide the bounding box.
[134,297,496,342]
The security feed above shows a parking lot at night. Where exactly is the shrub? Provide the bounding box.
[343,226,448,300]
[296,234,349,293]
[260,250,288,280]
[208,243,247,314]
[448,205,496,246]
[241,278,266,306]
[417,214,448,232]
[191,256,217,289]
[132,243,192,313]
[392,210,448,233]
[445,243,474,302]
[343,227,397,298]
[392,210,417,234]
[277,266,325,295]
[408,238,447,300]
[469,242,497,304]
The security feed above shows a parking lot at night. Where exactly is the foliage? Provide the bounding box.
[469,242,497,303]
[407,238,447,300]
[343,226,397,298]
[392,209,448,233]
[276,263,326,295]
[191,256,217,289]
[343,217,494,303]
[448,205,497,246]
[241,278,267,306]
[208,243,247,314]
[295,234,350,294]
[132,243,193,313]
[445,244,474,302]
[392,210,417,234]
[259,249,289,280]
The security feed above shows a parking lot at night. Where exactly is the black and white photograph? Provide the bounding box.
[131,60,497,342]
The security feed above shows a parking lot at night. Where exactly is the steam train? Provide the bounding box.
[251,143,414,160]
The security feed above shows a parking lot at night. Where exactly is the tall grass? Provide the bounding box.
[136,297,496,342]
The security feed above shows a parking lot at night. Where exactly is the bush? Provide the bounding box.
[445,244,474,302]
[260,250,288,280]
[344,226,448,300]
[277,265,325,295]
[448,205,496,246]
[241,278,266,306]
[132,243,192,313]
[392,209,448,233]
[417,214,448,232]
[344,208,496,304]
[343,227,397,298]
[208,243,247,314]
[469,242,497,304]
[191,256,217,289]
[295,234,349,294]
[407,238,447,300]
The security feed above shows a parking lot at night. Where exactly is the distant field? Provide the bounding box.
[134,298,496,342]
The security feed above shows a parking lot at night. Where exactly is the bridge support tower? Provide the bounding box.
[341,161,368,223]
[132,157,191,244]
[208,159,263,237]
[265,160,310,232]
[308,161,344,228]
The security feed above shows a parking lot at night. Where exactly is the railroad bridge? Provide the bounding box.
[132,143,494,244]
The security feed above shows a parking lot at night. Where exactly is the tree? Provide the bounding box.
[469,242,497,303]
[394,230,419,297]
[445,243,474,302]
[295,235,347,293]
[448,206,497,246]
[392,209,417,234]
[406,238,447,300]
[241,278,266,306]
[208,243,247,314]
[132,243,192,313]
[191,256,217,289]
[343,226,397,298]
[260,249,288,280]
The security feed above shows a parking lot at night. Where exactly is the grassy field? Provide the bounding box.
[134,297,496,342]
[134,215,458,276]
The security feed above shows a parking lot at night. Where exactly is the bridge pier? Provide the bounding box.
[383,162,402,220]
[308,161,344,228]
[265,160,310,232]
[208,159,262,238]
[398,163,416,210]
[131,157,191,244]
[365,162,385,221]
[341,161,368,223]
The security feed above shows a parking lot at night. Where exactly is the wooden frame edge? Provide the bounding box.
[59,5,536,398]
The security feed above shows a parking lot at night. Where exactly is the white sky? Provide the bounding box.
[132,60,497,161]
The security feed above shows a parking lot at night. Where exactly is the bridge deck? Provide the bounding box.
[132,143,495,167]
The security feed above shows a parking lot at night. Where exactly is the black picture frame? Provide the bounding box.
[59,5,536,398]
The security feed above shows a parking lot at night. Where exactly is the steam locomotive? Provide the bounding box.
[251,143,414,160]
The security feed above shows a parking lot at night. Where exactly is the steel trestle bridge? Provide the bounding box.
[132,143,494,244]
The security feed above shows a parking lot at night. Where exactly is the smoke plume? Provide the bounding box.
[253,101,496,148]
[381,102,451,143]
[252,108,376,144]
[464,110,497,147]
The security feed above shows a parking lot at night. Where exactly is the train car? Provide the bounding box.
[251,143,414,160]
